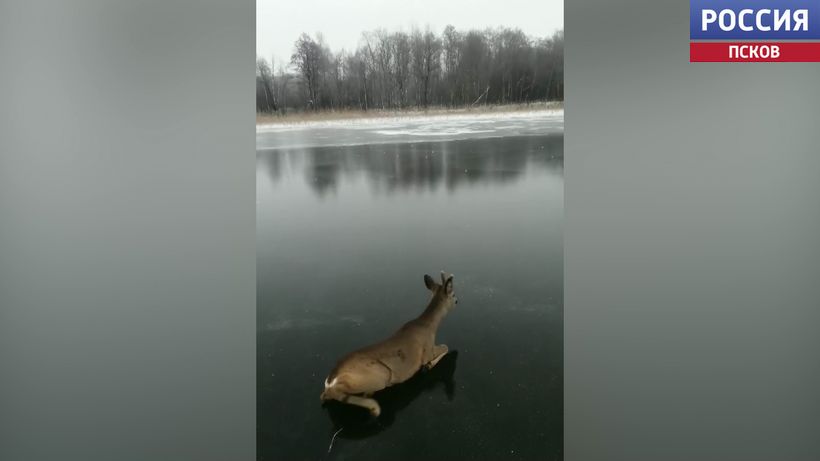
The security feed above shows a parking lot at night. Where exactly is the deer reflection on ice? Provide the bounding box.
[323,350,459,439]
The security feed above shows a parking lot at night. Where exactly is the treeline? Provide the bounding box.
[257,26,563,113]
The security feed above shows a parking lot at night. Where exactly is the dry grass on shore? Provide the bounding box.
[256,101,563,125]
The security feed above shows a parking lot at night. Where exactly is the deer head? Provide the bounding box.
[423,271,458,309]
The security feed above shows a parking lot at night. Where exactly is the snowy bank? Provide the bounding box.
[256,108,564,133]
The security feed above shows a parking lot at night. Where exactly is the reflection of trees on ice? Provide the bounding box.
[259,134,563,197]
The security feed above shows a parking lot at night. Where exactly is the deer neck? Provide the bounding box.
[418,294,449,331]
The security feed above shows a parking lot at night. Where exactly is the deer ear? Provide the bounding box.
[444,277,454,295]
[424,274,436,291]
[440,271,447,285]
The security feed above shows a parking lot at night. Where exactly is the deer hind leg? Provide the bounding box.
[424,344,449,370]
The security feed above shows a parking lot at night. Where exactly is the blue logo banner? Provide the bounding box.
[690,0,820,39]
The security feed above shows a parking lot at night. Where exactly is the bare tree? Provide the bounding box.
[256,57,276,112]
[441,25,461,106]
[291,33,322,110]
[411,27,441,108]
[275,63,292,115]
[392,32,411,108]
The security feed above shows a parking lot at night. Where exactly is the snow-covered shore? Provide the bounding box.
[256,107,563,133]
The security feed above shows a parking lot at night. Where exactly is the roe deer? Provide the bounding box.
[320,271,459,417]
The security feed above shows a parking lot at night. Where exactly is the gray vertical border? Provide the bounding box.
[0,1,256,459]
[565,0,820,460]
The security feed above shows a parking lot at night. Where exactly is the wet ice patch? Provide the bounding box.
[264,315,365,331]
[373,128,496,136]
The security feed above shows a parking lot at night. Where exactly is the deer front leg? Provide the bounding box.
[424,344,448,370]
[342,394,381,417]
[321,383,382,417]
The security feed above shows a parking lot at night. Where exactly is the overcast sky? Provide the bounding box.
[257,0,563,69]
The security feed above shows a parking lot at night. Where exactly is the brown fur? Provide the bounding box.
[320,271,458,416]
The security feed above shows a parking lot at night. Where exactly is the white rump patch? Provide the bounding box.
[324,377,338,389]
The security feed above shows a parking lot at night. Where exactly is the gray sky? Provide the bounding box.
[257,0,563,69]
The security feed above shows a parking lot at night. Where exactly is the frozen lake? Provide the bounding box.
[257,111,563,460]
